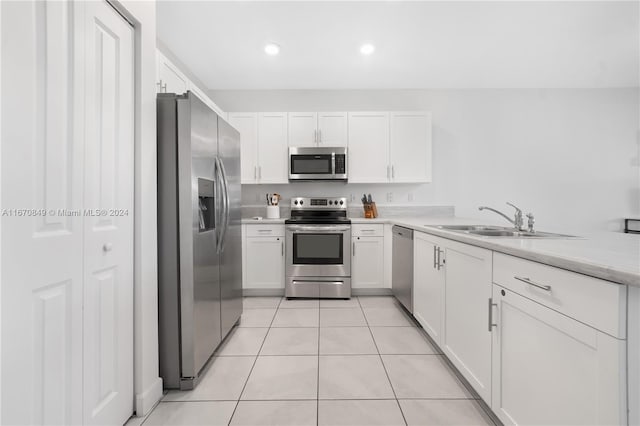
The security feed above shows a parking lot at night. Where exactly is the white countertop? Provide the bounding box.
[243,215,640,287]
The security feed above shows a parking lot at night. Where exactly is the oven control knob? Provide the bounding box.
[334,200,338,204]
[328,200,333,205]
[339,200,344,205]
[294,200,298,205]
[300,200,304,205]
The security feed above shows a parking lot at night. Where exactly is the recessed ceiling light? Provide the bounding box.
[264,43,280,56]
[360,43,375,55]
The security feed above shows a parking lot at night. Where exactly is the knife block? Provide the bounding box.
[363,202,378,219]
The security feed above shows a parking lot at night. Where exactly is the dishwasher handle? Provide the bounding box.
[392,226,413,239]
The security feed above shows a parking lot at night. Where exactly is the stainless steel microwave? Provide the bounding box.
[288,147,347,181]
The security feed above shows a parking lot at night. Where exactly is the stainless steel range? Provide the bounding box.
[285,197,351,299]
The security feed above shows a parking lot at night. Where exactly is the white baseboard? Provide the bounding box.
[243,288,394,297]
[243,288,285,297]
[135,377,163,417]
[352,288,393,296]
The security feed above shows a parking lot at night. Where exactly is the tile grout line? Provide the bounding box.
[317,298,322,426]
[358,297,409,426]
[227,297,282,425]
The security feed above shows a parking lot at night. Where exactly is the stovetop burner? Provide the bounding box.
[285,196,350,225]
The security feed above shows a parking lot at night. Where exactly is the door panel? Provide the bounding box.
[257,113,288,183]
[390,112,432,183]
[317,112,347,147]
[413,233,444,345]
[179,94,221,379]
[352,237,384,289]
[347,112,389,183]
[228,113,258,183]
[83,1,134,424]
[492,285,626,425]
[1,1,83,424]
[288,112,317,147]
[218,118,243,339]
[245,237,285,289]
[442,244,492,403]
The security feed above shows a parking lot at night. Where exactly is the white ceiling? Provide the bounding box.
[157,1,639,90]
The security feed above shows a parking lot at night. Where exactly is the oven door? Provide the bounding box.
[286,224,351,277]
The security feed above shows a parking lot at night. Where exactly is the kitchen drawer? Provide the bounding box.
[245,224,285,237]
[493,253,626,338]
[352,224,384,237]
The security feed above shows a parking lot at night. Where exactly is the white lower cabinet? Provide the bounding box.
[413,232,445,345]
[491,283,626,425]
[351,236,384,288]
[243,225,285,289]
[441,240,493,403]
[351,224,385,289]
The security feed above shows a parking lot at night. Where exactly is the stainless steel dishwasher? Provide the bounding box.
[392,226,413,313]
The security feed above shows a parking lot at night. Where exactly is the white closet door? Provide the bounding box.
[82,2,134,425]
[1,1,83,424]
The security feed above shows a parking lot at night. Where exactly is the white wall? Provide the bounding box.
[210,89,639,234]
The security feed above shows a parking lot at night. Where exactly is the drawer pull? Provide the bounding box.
[360,229,376,232]
[257,229,272,233]
[514,276,552,292]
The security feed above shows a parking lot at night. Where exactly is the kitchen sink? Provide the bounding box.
[428,225,577,239]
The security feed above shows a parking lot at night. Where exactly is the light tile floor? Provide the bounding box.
[131,296,495,426]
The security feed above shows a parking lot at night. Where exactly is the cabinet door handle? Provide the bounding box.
[387,165,391,179]
[318,129,322,143]
[254,166,257,180]
[433,246,438,269]
[352,241,356,256]
[281,241,284,256]
[258,166,262,180]
[514,276,552,291]
[488,298,498,332]
[391,165,395,179]
[314,129,318,145]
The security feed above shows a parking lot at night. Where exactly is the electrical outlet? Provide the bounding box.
[387,192,393,202]
[408,193,414,202]
[350,194,355,202]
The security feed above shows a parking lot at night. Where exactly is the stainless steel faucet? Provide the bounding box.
[478,202,524,231]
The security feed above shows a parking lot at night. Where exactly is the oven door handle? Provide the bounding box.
[286,225,351,232]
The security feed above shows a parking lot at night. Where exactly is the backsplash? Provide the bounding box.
[242,204,454,219]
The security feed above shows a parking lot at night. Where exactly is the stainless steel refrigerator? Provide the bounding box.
[157,92,243,390]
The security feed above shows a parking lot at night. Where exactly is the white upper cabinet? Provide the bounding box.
[228,113,259,184]
[288,112,318,147]
[257,113,288,183]
[288,112,347,147]
[156,51,188,94]
[230,112,288,184]
[390,112,432,183]
[156,50,226,118]
[348,112,390,183]
[235,109,431,184]
[317,112,348,146]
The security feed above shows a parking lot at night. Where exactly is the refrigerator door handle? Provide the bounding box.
[214,158,226,254]
[218,157,231,253]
